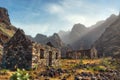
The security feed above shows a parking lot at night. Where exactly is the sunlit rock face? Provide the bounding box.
[93,14,120,57]
[59,14,117,50]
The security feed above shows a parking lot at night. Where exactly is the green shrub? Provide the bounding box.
[100,58,111,66]
[87,65,106,72]
[79,59,83,65]
[32,64,38,70]
[10,69,30,80]
[93,66,106,72]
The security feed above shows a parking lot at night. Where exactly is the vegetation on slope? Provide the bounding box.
[0,23,15,37]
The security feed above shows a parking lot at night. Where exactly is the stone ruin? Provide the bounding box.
[66,48,97,59]
[1,29,61,70]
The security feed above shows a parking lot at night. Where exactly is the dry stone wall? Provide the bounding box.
[66,49,97,59]
[32,42,61,68]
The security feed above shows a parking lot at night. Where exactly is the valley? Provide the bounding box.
[0,3,120,80]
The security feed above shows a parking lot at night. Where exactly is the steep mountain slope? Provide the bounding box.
[58,30,70,44]
[89,21,104,29]
[0,7,16,60]
[69,23,88,44]
[72,14,117,50]
[58,23,88,45]
[48,33,64,48]
[0,7,16,44]
[93,14,120,57]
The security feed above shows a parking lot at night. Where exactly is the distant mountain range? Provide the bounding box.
[93,13,120,57]
[28,33,64,49]
[0,7,120,58]
[58,14,118,50]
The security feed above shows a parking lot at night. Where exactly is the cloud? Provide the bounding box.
[45,0,96,27]
[4,0,119,36]
[13,22,49,37]
[46,4,64,14]
[63,14,86,25]
[45,0,119,27]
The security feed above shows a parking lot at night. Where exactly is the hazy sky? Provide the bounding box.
[0,0,119,37]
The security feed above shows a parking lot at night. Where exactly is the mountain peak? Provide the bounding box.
[15,29,25,35]
[110,14,116,17]
[106,14,117,21]
[53,33,59,38]
[72,23,86,30]
[0,7,11,25]
[109,14,117,18]
[72,23,87,33]
[35,34,47,38]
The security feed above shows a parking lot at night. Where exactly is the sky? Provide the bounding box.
[0,0,119,37]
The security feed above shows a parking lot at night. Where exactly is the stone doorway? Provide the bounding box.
[56,53,58,59]
[40,49,44,59]
[48,51,52,66]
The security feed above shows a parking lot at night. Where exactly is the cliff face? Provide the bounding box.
[69,23,88,44]
[59,14,118,50]
[48,33,64,49]
[73,14,118,50]
[0,7,16,44]
[93,14,120,57]
[58,30,70,44]
[58,23,88,45]
[0,7,11,25]
[0,7,16,56]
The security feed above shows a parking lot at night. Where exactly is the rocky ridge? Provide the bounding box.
[0,7,16,58]
[93,13,120,57]
[59,14,118,50]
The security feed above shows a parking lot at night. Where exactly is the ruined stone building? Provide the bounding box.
[66,48,97,59]
[1,29,61,70]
